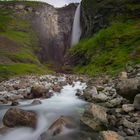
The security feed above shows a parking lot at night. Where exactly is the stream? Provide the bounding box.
[0,79,99,140]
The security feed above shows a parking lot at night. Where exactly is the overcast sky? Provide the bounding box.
[35,0,81,7]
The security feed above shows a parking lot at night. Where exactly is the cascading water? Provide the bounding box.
[71,3,82,47]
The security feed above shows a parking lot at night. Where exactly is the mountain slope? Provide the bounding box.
[66,0,140,76]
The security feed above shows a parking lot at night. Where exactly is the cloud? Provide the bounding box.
[34,0,81,7]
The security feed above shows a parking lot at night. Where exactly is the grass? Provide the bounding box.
[67,20,140,76]
[0,63,54,78]
[0,4,53,78]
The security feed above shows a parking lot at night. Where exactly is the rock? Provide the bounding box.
[109,98,123,107]
[52,84,62,92]
[48,116,76,136]
[96,86,104,91]
[134,94,140,110]
[31,100,42,105]
[81,104,108,131]
[11,101,19,106]
[124,128,135,136]
[83,86,98,100]
[92,92,109,102]
[124,136,140,140]
[15,4,25,10]
[3,108,37,128]
[122,104,134,113]
[116,77,140,101]
[45,92,53,98]
[99,131,124,140]
[31,85,49,98]
[119,72,128,80]
[122,118,135,130]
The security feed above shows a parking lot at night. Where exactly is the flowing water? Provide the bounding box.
[71,4,82,46]
[0,81,99,140]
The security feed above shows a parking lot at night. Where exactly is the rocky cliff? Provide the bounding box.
[0,1,76,78]
[32,3,76,65]
[66,0,140,76]
[81,0,140,38]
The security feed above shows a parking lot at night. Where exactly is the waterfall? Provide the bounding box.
[71,4,81,47]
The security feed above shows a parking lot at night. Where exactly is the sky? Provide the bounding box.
[35,0,81,7]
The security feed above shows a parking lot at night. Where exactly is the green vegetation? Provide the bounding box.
[0,63,53,78]
[0,3,52,78]
[68,20,140,76]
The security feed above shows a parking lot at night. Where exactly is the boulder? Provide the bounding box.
[48,116,76,136]
[134,94,140,110]
[81,104,108,132]
[99,131,124,140]
[31,100,42,105]
[116,77,140,101]
[3,108,37,128]
[31,84,49,98]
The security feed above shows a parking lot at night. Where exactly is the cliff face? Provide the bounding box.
[0,1,76,78]
[32,3,76,65]
[66,0,140,76]
[81,0,140,38]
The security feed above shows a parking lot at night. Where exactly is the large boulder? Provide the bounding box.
[31,84,49,98]
[99,131,124,140]
[81,104,108,132]
[134,94,140,110]
[48,116,76,136]
[116,77,140,101]
[3,108,37,128]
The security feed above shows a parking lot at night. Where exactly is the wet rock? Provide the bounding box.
[11,101,19,106]
[116,78,140,101]
[52,84,62,92]
[48,116,76,136]
[31,100,42,105]
[122,104,134,113]
[3,108,37,128]
[31,84,49,98]
[99,131,124,140]
[45,92,53,98]
[81,104,108,132]
[134,94,140,110]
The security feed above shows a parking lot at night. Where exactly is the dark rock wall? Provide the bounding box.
[81,0,140,38]
[32,3,77,65]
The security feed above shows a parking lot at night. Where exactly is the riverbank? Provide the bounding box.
[0,64,140,140]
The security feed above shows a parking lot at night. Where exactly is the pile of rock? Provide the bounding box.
[79,64,140,139]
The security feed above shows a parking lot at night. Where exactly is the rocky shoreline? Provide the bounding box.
[0,64,140,140]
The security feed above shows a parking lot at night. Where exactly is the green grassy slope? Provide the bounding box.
[68,21,140,76]
[0,1,52,78]
[66,0,140,76]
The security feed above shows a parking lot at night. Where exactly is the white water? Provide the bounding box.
[0,81,87,140]
[71,4,82,46]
